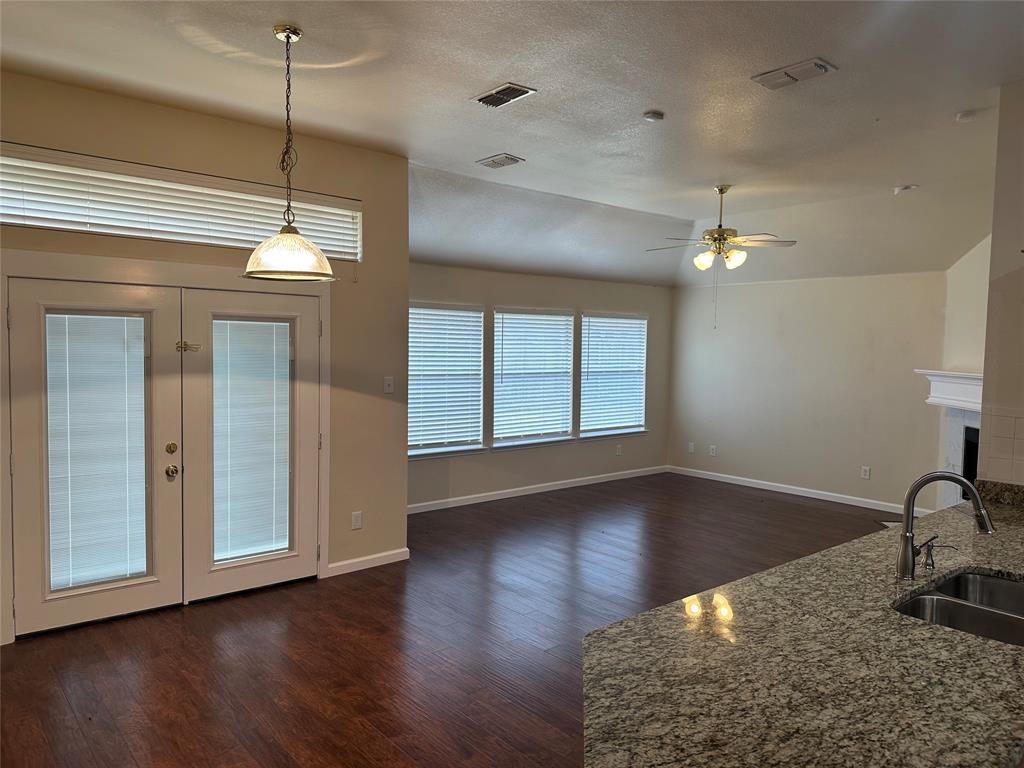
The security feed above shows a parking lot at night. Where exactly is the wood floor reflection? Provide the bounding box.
[1,473,895,767]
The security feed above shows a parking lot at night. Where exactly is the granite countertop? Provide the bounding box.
[583,502,1024,768]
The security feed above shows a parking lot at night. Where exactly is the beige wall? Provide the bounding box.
[668,272,946,508]
[943,235,990,373]
[0,72,410,573]
[978,80,1024,487]
[407,263,671,506]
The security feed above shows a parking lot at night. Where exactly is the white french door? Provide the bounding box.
[9,279,320,634]
[181,289,319,601]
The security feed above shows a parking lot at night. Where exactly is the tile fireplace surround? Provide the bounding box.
[916,370,983,509]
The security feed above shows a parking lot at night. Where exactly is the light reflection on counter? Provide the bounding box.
[681,592,737,643]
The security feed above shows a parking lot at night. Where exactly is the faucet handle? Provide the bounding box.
[913,534,939,558]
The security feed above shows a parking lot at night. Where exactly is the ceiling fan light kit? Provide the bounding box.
[647,184,797,271]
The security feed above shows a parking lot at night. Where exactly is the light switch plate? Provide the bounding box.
[383,376,394,394]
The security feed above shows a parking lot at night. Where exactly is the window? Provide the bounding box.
[581,315,647,435]
[408,306,484,455]
[0,149,362,260]
[493,310,574,445]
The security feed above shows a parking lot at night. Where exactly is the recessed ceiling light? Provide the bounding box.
[643,110,664,123]
[893,184,919,195]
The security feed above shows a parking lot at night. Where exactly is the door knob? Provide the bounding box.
[165,464,179,479]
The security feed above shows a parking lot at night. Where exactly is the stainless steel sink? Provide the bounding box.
[896,571,1024,647]
[932,572,1024,615]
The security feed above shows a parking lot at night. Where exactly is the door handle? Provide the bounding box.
[165,464,179,479]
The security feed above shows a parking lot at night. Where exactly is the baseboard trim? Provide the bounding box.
[666,466,932,516]
[322,547,410,578]
[407,466,671,514]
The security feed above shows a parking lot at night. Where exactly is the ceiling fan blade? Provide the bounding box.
[645,244,691,252]
[730,234,797,247]
[664,237,707,243]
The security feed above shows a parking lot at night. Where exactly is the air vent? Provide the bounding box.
[751,57,837,90]
[476,153,525,169]
[474,82,536,108]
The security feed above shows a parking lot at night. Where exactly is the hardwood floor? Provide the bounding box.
[2,473,896,767]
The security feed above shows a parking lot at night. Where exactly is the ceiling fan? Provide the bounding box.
[647,185,797,271]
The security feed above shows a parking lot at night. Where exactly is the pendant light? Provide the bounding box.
[244,25,335,281]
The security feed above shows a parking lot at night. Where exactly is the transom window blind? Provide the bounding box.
[0,154,362,261]
[408,306,484,454]
[493,311,574,444]
[581,315,647,434]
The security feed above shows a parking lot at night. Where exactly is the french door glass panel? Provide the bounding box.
[212,319,291,562]
[45,313,149,590]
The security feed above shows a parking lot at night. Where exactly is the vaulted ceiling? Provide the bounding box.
[2,1,1022,284]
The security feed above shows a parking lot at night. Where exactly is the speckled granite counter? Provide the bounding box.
[583,502,1024,768]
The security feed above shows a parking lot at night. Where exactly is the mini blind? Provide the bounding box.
[581,315,647,434]
[408,306,484,453]
[493,311,574,444]
[0,154,362,261]
[46,313,148,591]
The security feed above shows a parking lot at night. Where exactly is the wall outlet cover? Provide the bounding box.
[861,465,872,480]
[383,376,395,395]
[615,444,623,456]
[351,510,363,530]
[709,445,718,457]
[688,442,695,454]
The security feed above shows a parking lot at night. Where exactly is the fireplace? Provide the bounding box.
[962,426,979,499]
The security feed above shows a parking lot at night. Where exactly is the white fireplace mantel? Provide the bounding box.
[914,370,983,412]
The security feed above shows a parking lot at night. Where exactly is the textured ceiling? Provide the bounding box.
[2,1,1021,283]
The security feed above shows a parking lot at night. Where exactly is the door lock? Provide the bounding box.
[165,464,179,479]
[165,441,178,455]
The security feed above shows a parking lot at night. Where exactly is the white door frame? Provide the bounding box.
[1,249,333,642]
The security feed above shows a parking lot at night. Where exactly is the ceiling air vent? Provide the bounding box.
[476,153,525,169]
[474,82,536,108]
[751,57,837,90]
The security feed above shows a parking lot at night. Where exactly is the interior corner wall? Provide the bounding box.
[667,272,946,509]
[0,71,410,570]
[406,263,671,507]
[978,79,1024,487]
[943,235,991,373]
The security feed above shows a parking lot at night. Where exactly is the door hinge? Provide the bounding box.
[5,306,10,329]
[8,452,12,476]
[176,340,203,352]
[319,319,323,338]
[318,433,323,450]
[317,543,321,560]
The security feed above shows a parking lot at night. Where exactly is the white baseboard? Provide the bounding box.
[665,466,932,516]
[407,465,671,514]
[321,547,410,578]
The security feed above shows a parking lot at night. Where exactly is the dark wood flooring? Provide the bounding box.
[2,473,897,767]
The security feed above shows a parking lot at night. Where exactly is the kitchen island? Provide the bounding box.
[583,502,1024,768]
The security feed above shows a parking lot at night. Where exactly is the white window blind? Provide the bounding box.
[46,313,148,591]
[408,306,484,454]
[493,311,574,444]
[581,315,647,434]
[0,153,362,260]
[213,320,291,562]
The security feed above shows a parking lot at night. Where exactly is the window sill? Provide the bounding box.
[579,428,648,440]
[408,444,485,460]
[491,435,575,451]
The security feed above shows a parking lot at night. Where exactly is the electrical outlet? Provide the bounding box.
[351,510,363,530]
[383,376,395,395]
[860,465,871,480]
[688,441,695,454]
[615,443,623,456]
[709,445,717,457]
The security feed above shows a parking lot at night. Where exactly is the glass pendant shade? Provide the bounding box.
[244,225,335,281]
[724,249,748,270]
[693,251,716,271]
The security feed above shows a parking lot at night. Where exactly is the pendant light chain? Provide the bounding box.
[279,33,298,226]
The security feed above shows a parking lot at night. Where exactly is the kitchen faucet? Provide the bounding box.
[895,471,994,580]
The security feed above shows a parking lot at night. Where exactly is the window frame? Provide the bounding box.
[0,141,363,261]
[407,301,486,457]
[491,306,576,448]
[579,311,649,438]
